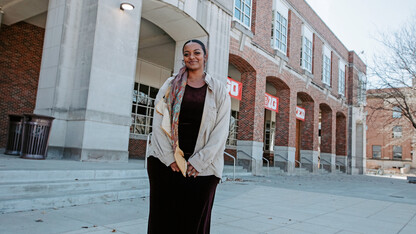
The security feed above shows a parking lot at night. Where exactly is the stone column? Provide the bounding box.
[35,0,143,161]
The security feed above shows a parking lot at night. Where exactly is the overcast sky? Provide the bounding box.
[305,0,416,87]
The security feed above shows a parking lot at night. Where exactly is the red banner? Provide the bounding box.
[227,77,242,100]
[296,106,305,121]
[264,93,279,112]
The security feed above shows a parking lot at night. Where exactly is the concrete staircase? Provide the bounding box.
[264,166,285,175]
[222,164,252,179]
[0,168,149,214]
[293,167,310,175]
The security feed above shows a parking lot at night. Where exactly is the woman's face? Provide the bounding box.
[183,42,206,71]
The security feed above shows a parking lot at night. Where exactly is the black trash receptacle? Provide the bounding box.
[5,114,24,155]
[21,114,54,160]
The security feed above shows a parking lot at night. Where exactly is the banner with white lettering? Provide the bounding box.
[296,106,305,121]
[227,77,242,100]
[265,93,279,112]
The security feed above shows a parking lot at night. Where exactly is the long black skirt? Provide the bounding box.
[147,156,220,234]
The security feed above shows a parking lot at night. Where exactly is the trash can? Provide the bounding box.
[20,114,54,160]
[4,114,24,155]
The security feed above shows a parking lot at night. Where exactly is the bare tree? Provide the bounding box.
[369,18,416,129]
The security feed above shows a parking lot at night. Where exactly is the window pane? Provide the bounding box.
[235,0,241,9]
[150,87,158,99]
[245,0,251,7]
[234,9,241,20]
[244,16,250,27]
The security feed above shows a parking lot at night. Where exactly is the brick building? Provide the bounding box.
[0,0,366,174]
[366,88,416,169]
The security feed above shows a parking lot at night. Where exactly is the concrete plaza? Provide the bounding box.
[1,172,416,234]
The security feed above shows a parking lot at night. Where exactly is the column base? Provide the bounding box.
[300,150,319,173]
[47,146,128,162]
[274,146,296,173]
[237,140,263,176]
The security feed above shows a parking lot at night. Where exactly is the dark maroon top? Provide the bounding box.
[179,84,208,160]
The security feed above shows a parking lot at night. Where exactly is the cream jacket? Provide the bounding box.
[148,73,231,178]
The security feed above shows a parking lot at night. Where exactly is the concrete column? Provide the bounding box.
[35,0,142,161]
[237,140,264,175]
[197,0,232,82]
[274,146,296,173]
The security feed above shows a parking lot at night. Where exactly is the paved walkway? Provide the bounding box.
[1,173,416,234]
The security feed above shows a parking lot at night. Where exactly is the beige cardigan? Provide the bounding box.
[148,73,231,178]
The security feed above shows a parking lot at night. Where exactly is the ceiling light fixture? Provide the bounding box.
[120,3,134,11]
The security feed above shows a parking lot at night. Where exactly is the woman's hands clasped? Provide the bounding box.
[169,161,199,178]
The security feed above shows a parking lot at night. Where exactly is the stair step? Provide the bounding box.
[0,169,147,183]
[0,188,148,214]
[0,177,149,200]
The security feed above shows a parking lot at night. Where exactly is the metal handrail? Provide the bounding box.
[224,152,236,181]
[144,133,152,169]
[301,156,312,164]
[237,150,257,174]
[319,158,333,172]
[262,157,270,176]
[274,153,288,172]
[300,157,312,172]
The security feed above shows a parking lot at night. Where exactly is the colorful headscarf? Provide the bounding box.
[166,66,188,164]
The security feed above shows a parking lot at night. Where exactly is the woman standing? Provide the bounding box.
[147,39,231,234]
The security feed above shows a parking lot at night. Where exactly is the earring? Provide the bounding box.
[182,60,185,66]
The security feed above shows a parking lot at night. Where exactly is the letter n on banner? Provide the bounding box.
[227,77,242,100]
[296,106,305,121]
[265,93,279,112]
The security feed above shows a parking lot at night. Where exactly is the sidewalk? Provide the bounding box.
[1,173,416,234]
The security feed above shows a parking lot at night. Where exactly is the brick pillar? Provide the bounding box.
[320,105,334,172]
[237,71,265,175]
[273,88,294,171]
[336,112,347,171]
[299,100,318,172]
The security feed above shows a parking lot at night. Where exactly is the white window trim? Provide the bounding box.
[271,0,289,55]
[271,11,288,55]
[233,0,253,30]
[301,36,313,72]
[322,54,331,85]
[338,61,346,96]
[322,45,331,86]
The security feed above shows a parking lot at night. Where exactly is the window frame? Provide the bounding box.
[393,145,402,159]
[392,106,402,118]
[392,125,402,138]
[233,0,253,29]
[130,83,158,136]
[301,36,313,72]
[322,54,331,85]
[372,145,381,159]
[271,10,288,55]
[338,66,346,95]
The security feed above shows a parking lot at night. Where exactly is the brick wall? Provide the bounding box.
[312,34,323,84]
[251,0,274,55]
[0,22,44,148]
[320,104,332,153]
[128,138,147,159]
[287,10,302,73]
[336,113,347,156]
[366,93,414,162]
[331,51,340,95]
